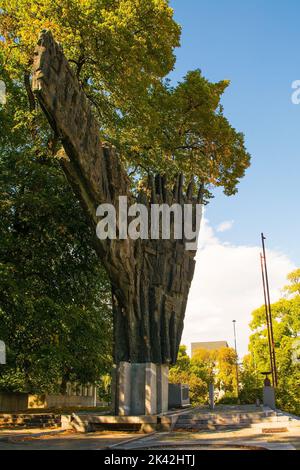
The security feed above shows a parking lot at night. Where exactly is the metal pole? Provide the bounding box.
[260,253,275,387]
[232,320,239,399]
[261,233,278,386]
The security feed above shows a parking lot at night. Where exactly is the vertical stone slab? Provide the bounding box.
[168,383,181,408]
[130,363,146,415]
[0,340,6,365]
[157,364,169,413]
[118,362,131,416]
[145,363,157,415]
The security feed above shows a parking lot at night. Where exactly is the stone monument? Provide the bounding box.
[32,31,201,415]
[262,373,276,409]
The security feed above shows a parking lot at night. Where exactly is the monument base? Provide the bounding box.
[263,386,276,409]
[112,362,169,416]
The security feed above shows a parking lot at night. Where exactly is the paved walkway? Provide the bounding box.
[1,405,300,450]
[111,428,298,451]
[0,427,298,450]
[0,429,143,450]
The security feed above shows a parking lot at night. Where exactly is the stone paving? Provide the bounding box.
[112,428,298,451]
[0,427,298,450]
[1,405,300,450]
[0,429,143,450]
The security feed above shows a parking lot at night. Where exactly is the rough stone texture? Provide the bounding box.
[32,30,199,365]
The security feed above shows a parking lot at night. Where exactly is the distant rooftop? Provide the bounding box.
[191,341,229,357]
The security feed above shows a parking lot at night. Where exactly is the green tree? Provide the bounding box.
[215,346,238,395]
[0,68,112,394]
[245,269,300,414]
[191,347,241,404]
[0,0,250,200]
[169,345,241,405]
[169,345,191,373]
[169,346,208,405]
[0,1,251,389]
[190,348,217,385]
[284,268,300,297]
[239,354,261,404]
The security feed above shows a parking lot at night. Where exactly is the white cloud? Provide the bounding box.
[182,217,296,359]
[216,220,234,232]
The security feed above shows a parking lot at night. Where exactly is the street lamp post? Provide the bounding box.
[232,320,239,400]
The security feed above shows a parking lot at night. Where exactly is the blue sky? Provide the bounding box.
[170,0,300,265]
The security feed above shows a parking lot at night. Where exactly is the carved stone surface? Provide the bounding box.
[32,30,199,365]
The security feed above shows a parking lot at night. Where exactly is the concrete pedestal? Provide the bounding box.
[113,362,169,416]
[263,386,276,409]
[157,364,169,414]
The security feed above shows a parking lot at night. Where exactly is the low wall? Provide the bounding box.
[0,392,97,412]
[0,392,29,412]
[43,394,96,409]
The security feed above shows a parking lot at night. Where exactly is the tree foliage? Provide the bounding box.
[169,345,239,405]
[239,354,261,404]
[0,63,112,394]
[245,269,300,414]
[215,346,238,395]
[0,0,250,200]
[0,1,251,392]
[284,268,300,297]
[169,346,207,405]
